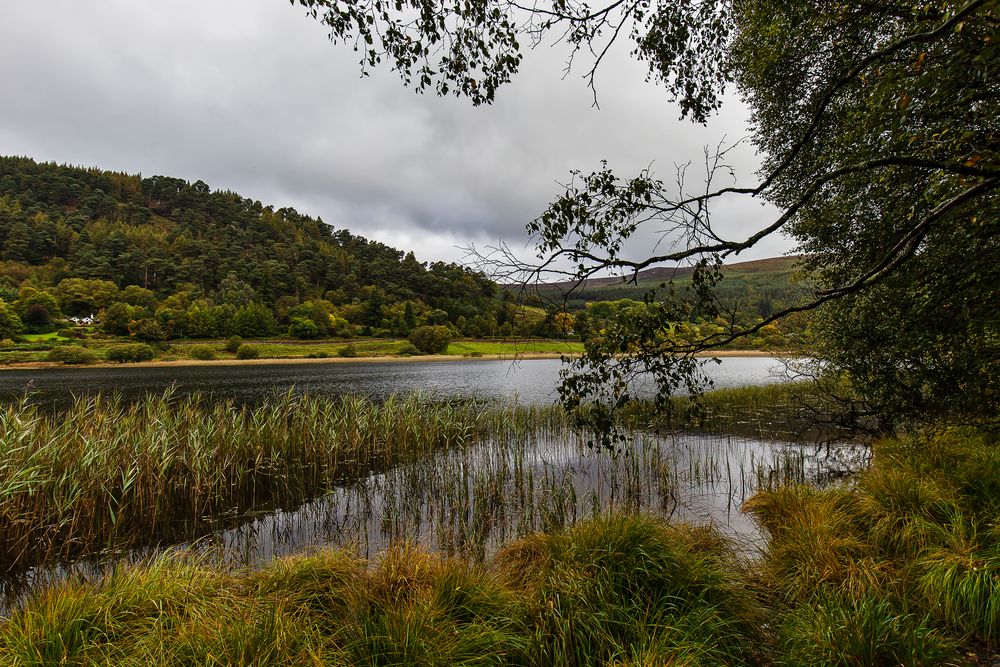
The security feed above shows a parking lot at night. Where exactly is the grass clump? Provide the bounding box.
[0,514,762,666]
[746,426,1000,659]
[775,593,957,666]
[496,513,764,665]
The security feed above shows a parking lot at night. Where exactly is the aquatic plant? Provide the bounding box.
[0,390,563,571]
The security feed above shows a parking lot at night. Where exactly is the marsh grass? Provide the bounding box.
[0,514,761,666]
[2,428,996,664]
[0,390,564,571]
[621,381,849,442]
[747,427,1000,658]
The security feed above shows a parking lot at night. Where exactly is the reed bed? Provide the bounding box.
[621,381,847,442]
[0,390,565,571]
[283,429,852,564]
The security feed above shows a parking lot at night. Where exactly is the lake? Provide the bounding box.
[0,355,865,612]
[0,356,793,407]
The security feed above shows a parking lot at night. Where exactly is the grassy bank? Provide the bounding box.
[746,426,1000,664]
[0,515,763,666]
[0,392,565,571]
[2,428,996,664]
[0,336,586,367]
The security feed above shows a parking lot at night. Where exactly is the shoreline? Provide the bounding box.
[0,348,781,371]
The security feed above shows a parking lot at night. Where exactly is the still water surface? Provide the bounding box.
[1,356,862,612]
[0,356,790,407]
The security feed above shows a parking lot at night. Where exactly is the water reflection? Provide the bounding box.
[0,356,794,408]
[2,425,865,613]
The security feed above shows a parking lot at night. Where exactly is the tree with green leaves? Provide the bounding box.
[296,0,999,433]
[0,300,23,339]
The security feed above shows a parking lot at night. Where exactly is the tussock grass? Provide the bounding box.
[0,391,565,571]
[775,593,957,666]
[496,514,764,666]
[748,426,1000,657]
[7,515,755,666]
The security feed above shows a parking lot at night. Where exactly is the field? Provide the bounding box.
[0,336,585,367]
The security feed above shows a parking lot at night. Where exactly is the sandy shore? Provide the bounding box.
[0,349,782,372]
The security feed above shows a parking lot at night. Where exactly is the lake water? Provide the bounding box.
[0,356,793,407]
[0,356,865,612]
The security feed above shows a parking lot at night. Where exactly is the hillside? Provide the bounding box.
[0,156,511,339]
[529,255,811,320]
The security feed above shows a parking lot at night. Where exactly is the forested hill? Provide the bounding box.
[0,156,508,338]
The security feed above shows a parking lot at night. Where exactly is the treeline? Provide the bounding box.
[0,156,516,339]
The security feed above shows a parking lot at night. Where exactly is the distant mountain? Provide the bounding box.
[528,255,811,320]
[537,256,803,292]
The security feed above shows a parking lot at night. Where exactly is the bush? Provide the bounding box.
[337,344,358,358]
[57,327,83,339]
[235,344,259,360]
[127,318,166,342]
[395,342,420,357]
[288,317,319,339]
[47,345,98,365]
[224,336,243,353]
[188,345,216,361]
[408,325,453,354]
[105,343,156,363]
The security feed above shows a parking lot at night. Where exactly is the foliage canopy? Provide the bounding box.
[296,0,999,431]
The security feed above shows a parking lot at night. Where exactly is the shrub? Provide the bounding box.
[408,325,453,354]
[337,344,358,358]
[56,327,83,339]
[235,344,259,360]
[224,336,243,353]
[128,318,166,342]
[106,343,156,363]
[47,346,98,365]
[188,345,216,361]
[288,317,319,339]
[395,343,420,357]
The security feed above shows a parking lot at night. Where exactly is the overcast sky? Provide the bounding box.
[1,0,794,268]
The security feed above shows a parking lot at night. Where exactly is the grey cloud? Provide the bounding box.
[1,0,795,267]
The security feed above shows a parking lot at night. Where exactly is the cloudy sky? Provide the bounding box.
[1,1,793,268]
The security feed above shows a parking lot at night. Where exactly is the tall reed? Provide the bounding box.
[0,390,564,570]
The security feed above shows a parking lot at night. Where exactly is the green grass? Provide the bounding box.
[445,339,583,356]
[747,427,1000,657]
[2,398,997,663]
[20,333,65,342]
